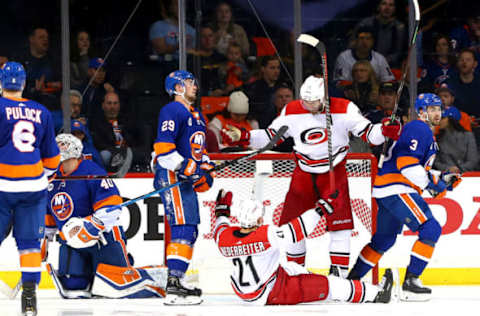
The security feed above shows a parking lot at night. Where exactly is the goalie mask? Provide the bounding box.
[300,75,325,113]
[56,133,83,162]
[236,199,265,229]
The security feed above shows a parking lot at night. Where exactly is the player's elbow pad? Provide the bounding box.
[400,165,429,189]
[365,123,386,145]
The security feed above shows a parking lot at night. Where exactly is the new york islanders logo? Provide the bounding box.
[51,192,74,221]
[190,131,206,161]
[300,127,328,145]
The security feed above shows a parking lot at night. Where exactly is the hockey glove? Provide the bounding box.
[441,171,462,191]
[315,197,334,216]
[193,162,216,193]
[176,158,199,182]
[215,189,233,218]
[221,124,250,146]
[61,215,106,249]
[426,172,448,198]
[381,117,402,140]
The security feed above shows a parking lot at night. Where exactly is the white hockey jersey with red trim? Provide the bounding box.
[213,209,321,305]
[250,98,385,173]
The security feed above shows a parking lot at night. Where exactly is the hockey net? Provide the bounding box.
[166,152,378,292]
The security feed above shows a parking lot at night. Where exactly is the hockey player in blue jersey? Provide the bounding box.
[0,62,60,316]
[347,93,461,301]
[45,133,166,299]
[151,70,215,305]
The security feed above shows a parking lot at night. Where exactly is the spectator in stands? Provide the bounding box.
[334,26,395,86]
[209,2,250,57]
[71,119,104,169]
[71,29,95,87]
[434,106,478,173]
[149,0,195,73]
[444,49,480,118]
[218,43,249,95]
[208,91,258,150]
[450,6,480,69]
[436,84,472,131]
[420,34,457,89]
[52,89,88,133]
[351,0,406,68]
[245,56,282,128]
[273,84,294,115]
[90,91,136,175]
[188,25,225,96]
[16,26,61,110]
[78,57,115,123]
[343,60,379,113]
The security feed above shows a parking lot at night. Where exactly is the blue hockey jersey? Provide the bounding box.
[153,101,208,170]
[373,119,438,198]
[46,159,123,234]
[0,96,60,192]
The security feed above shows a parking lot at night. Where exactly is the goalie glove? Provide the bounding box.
[315,197,334,216]
[215,189,233,218]
[426,172,447,198]
[62,216,106,249]
[221,124,250,146]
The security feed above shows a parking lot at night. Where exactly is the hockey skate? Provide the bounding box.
[164,275,203,305]
[401,271,431,301]
[374,268,393,303]
[21,282,37,316]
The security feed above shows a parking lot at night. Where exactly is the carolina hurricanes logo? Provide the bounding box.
[190,131,206,161]
[51,192,74,221]
[300,127,328,145]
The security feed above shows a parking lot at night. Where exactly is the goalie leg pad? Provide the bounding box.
[327,275,379,303]
[92,263,166,298]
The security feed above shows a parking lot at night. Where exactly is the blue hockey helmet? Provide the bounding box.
[165,70,196,96]
[1,62,26,91]
[414,93,442,114]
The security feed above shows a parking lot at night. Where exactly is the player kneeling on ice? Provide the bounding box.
[213,189,394,305]
[347,93,462,301]
[45,134,167,299]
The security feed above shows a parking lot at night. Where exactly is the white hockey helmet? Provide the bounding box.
[300,75,325,102]
[56,133,83,162]
[236,199,265,229]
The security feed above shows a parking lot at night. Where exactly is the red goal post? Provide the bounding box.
[165,152,379,284]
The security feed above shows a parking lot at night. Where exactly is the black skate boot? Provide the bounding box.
[164,275,202,305]
[21,282,37,316]
[374,268,393,303]
[329,265,340,277]
[401,271,431,301]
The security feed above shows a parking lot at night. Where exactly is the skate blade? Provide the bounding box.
[164,294,203,306]
[22,309,37,316]
[400,290,431,302]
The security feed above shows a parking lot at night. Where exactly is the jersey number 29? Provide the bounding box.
[161,120,175,132]
[232,256,260,286]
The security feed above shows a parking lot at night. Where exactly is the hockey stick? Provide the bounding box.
[297,34,337,197]
[104,126,288,213]
[0,279,21,299]
[378,0,420,168]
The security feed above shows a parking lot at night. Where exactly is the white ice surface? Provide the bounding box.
[1,286,479,316]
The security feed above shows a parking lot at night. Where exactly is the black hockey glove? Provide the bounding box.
[215,189,233,218]
[315,197,334,217]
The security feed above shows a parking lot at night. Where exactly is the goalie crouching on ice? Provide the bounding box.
[213,189,394,305]
[44,133,167,299]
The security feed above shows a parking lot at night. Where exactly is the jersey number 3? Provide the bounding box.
[233,256,260,286]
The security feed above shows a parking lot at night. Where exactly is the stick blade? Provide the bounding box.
[297,34,319,47]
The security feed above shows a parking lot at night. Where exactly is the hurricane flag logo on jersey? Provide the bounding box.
[190,131,206,161]
[300,127,328,145]
[51,192,74,221]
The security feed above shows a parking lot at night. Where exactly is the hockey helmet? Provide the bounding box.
[1,61,26,91]
[300,76,325,102]
[56,133,83,162]
[165,70,196,96]
[414,93,442,114]
[236,199,265,229]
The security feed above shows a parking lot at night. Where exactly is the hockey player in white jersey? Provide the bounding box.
[222,75,401,278]
[213,189,393,305]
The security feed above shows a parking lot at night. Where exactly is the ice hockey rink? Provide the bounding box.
[1,286,479,316]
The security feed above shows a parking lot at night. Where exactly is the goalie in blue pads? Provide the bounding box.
[347,93,461,301]
[45,133,166,299]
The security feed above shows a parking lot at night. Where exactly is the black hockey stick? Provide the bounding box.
[103,125,289,214]
[297,34,337,198]
[378,0,420,168]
